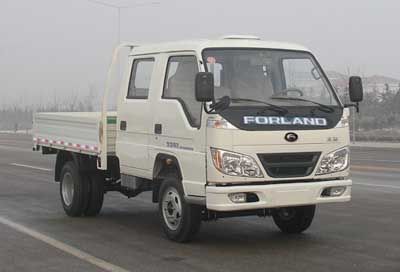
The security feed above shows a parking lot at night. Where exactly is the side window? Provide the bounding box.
[163,56,201,127]
[127,58,154,99]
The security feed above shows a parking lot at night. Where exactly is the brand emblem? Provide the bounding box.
[285,132,298,142]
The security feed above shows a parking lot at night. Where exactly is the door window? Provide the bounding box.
[127,58,155,99]
[163,56,201,127]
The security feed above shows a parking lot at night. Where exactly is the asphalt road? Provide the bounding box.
[0,133,399,272]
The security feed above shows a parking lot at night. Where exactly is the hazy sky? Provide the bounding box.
[1,0,399,107]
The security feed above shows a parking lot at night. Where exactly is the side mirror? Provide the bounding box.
[195,72,214,102]
[349,76,363,102]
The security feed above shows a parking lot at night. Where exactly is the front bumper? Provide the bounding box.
[206,179,352,211]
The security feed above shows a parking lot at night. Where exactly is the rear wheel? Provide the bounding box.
[272,205,316,234]
[158,177,201,242]
[83,174,104,216]
[60,161,88,217]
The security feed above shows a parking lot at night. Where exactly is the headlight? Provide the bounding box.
[316,147,349,175]
[210,148,264,178]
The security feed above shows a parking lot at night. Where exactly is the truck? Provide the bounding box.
[33,35,363,242]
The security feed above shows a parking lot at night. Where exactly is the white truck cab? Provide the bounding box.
[33,36,364,242]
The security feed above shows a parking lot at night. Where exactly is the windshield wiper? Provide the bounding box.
[230,98,288,115]
[270,96,334,113]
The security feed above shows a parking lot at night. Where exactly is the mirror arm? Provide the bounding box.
[204,97,231,114]
[344,102,360,113]
[204,97,219,114]
[203,102,215,114]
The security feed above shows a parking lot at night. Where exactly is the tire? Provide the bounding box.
[60,161,88,217]
[83,174,104,217]
[272,205,316,234]
[158,176,202,242]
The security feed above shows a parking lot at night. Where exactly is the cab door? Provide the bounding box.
[116,56,156,178]
[150,53,207,196]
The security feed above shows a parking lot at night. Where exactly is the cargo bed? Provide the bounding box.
[33,112,116,156]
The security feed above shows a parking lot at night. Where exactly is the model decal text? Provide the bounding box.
[243,116,327,126]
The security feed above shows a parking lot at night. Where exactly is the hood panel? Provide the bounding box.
[219,106,342,131]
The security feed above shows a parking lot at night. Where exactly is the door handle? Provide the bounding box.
[120,121,127,131]
[154,124,162,134]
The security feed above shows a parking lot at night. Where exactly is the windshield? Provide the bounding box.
[202,49,340,107]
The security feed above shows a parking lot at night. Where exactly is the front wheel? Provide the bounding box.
[158,177,201,242]
[272,205,316,234]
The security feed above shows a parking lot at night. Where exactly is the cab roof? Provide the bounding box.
[129,36,311,56]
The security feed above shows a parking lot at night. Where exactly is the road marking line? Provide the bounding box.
[351,165,400,173]
[354,182,400,190]
[10,163,52,172]
[0,216,131,272]
[352,158,400,163]
[0,145,32,153]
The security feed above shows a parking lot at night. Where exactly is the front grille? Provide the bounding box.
[257,152,321,178]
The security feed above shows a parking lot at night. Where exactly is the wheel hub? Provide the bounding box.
[162,188,182,231]
[61,173,74,206]
[278,207,296,220]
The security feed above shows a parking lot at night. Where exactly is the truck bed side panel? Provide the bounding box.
[33,112,116,155]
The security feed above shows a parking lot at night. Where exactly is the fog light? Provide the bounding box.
[321,186,346,197]
[228,193,247,203]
